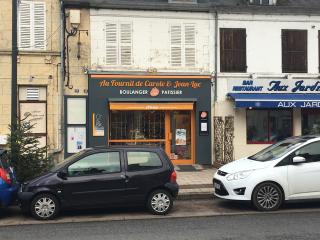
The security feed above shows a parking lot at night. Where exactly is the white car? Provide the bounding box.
[213,136,320,211]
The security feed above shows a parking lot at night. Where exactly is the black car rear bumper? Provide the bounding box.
[165,183,179,198]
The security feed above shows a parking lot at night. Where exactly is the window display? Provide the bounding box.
[247,109,292,144]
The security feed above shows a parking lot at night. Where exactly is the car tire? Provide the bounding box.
[252,182,283,211]
[147,189,173,215]
[30,193,60,220]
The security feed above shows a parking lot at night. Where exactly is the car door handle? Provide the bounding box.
[120,174,129,183]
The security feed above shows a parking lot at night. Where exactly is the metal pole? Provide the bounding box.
[11,0,18,135]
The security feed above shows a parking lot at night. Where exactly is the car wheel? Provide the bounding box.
[147,189,173,215]
[30,193,60,220]
[252,182,283,211]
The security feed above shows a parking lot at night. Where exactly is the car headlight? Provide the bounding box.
[226,170,254,181]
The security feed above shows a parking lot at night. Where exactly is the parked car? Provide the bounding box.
[18,146,178,220]
[0,149,18,209]
[213,135,320,211]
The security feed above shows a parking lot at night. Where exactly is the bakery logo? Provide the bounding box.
[200,111,207,119]
[150,87,160,97]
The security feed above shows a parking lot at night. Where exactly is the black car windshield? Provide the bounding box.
[50,150,86,172]
[248,138,307,162]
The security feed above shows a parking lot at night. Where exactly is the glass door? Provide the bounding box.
[166,110,194,165]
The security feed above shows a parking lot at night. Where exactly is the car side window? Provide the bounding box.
[68,152,121,177]
[127,151,162,172]
[294,142,320,163]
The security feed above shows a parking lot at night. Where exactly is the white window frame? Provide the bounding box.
[18,0,46,51]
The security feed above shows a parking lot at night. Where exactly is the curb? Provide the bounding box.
[177,192,214,200]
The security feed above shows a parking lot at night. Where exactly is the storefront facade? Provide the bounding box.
[215,77,320,160]
[87,74,212,165]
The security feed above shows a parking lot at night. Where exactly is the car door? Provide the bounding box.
[61,150,126,207]
[288,141,320,199]
[124,150,169,204]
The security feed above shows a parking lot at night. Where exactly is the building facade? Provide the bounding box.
[0,0,62,160]
[63,0,320,165]
[215,2,320,163]
[63,2,214,165]
[3,0,320,165]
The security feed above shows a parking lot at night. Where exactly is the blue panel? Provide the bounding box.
[228,93,320,108]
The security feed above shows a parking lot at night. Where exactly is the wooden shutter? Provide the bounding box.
[170,25,182,66]
[282,29,307,73]
[33,2,46,50]
[19,1,32,49]
[220,28,247,72]
[120,23,132,65]
[105,23,118,65]
[185,24,196,67]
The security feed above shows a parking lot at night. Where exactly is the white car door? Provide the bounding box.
[287,141,320,200]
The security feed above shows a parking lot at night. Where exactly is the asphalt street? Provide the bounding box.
[1,211,320,240]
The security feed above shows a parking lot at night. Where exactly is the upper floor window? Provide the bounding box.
[220,28,247,73]
[282,29,308,73]
[170,23,196,67]
[105,22,132,66]
[18,1,46,50]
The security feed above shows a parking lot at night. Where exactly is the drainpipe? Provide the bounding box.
[11,0,18,156]
[211,8,219,166]
[51,0,65,159]
[214,9,218,103]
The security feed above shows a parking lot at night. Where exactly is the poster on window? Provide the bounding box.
[92,113,105,136]
[176,129,186,146]
[20,102,46,134]
[67,127,86,153]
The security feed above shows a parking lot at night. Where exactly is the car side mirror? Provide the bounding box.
[292,156,306,164]
[57,169,68,180]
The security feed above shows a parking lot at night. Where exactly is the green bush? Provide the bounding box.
[7,118,53,182]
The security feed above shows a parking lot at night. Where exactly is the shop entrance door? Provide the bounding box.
[108,103,195,165]
[165,111,194,165]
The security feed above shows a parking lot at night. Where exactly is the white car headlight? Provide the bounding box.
[226,170,254,181]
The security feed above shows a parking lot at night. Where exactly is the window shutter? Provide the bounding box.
[282,29,307,73]
[105,23,118,65]
[19,1,32,49]
[184,24,196,67]
[120,23,132,65]
[33,2,46,50]
[170,25,182,66]
[220,28,246,72]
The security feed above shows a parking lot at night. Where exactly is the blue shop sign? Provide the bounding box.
[228,93,320,109]
[229,79,320,93]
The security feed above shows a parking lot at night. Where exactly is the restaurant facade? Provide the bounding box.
[215,77,320,160]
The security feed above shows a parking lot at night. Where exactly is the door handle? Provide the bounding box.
[120,174,129,183]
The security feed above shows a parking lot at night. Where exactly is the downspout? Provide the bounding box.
[214,9,218,103]
[11,0,18,158]
[51,0,65,158]
[212,8,218,165]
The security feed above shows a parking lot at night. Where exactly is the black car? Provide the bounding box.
[18,146,179,220]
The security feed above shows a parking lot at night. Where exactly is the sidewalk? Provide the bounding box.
[2,199,320,227]
[175,165,216,200]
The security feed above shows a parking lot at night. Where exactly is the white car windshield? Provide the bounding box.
[248,138,307,162]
